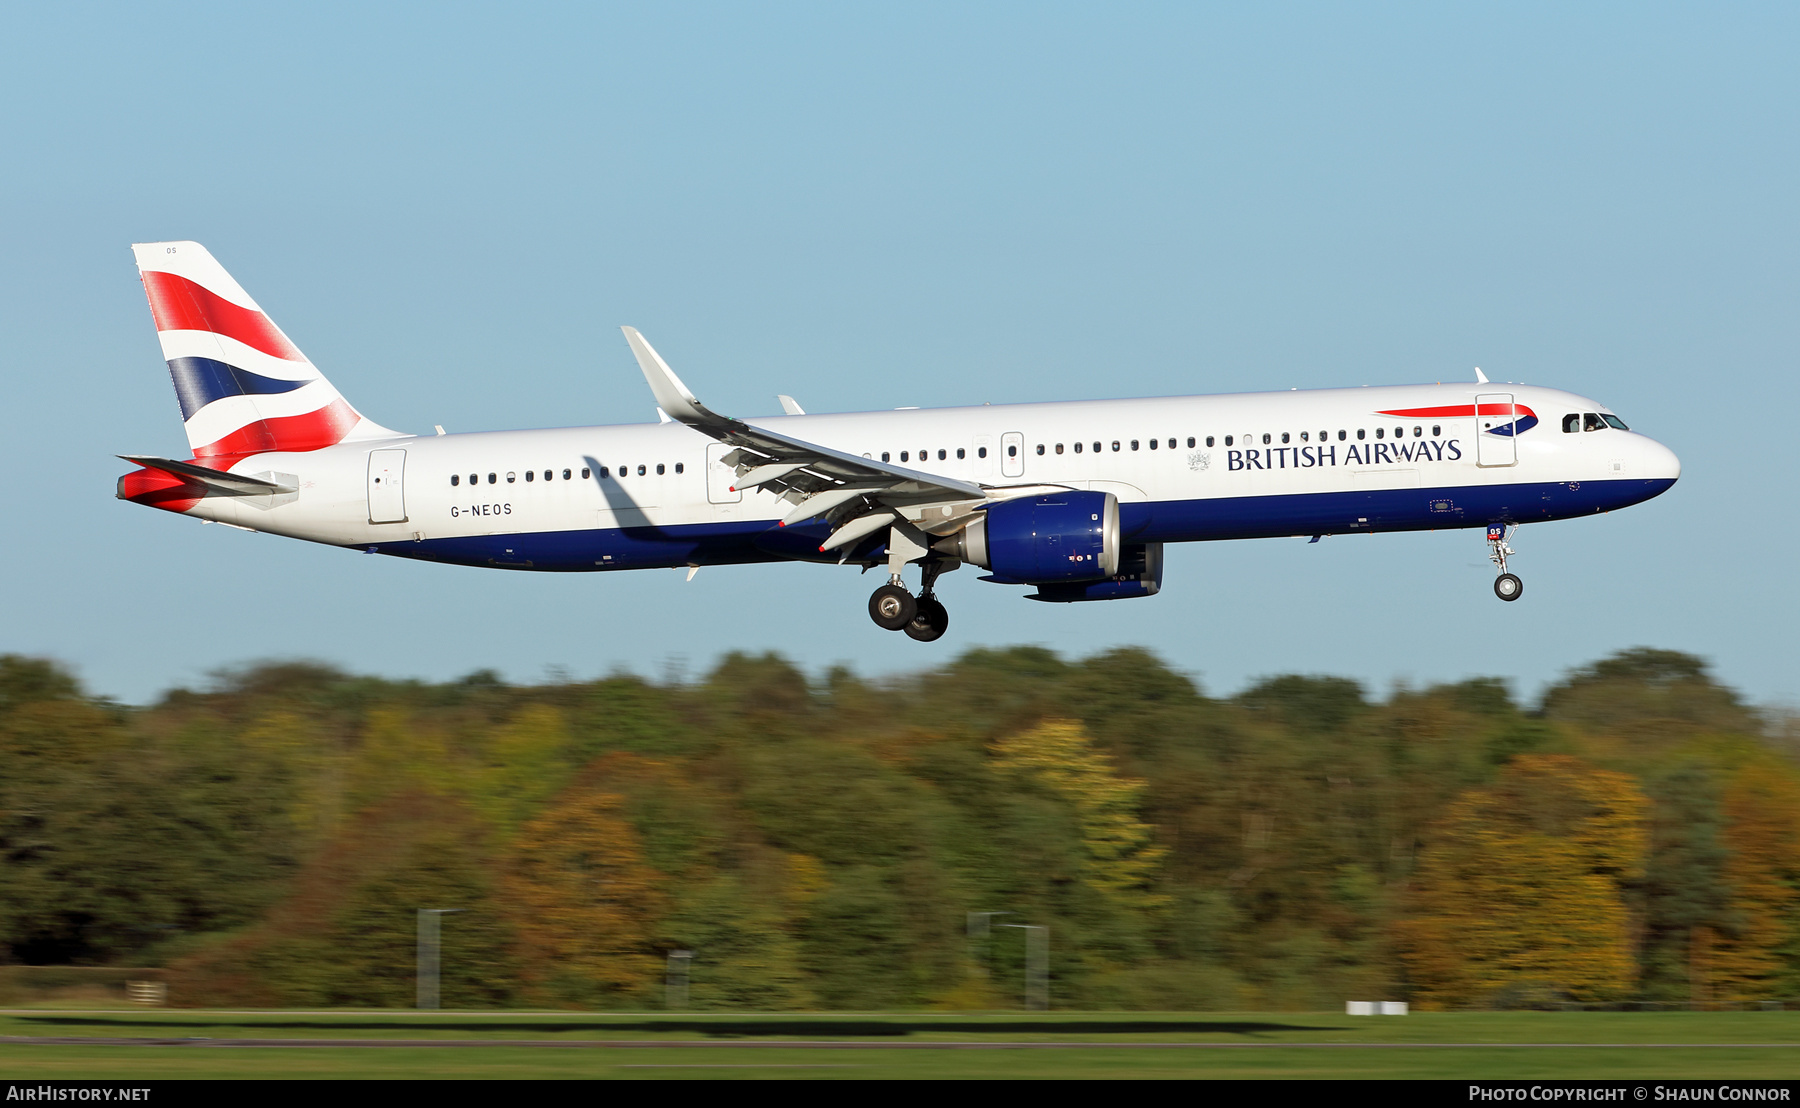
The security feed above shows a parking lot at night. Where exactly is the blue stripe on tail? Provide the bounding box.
[167,357,309,420]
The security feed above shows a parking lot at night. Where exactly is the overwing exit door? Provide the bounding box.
[706,443,742,504]
[368,449,407,523]
[1474,393,1517,468]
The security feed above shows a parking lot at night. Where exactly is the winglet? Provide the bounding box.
[622,327,709,424]
[1475,366,1489,384]
[777,394,806,416]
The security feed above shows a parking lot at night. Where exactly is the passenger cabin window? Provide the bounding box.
[1281,432,1290,444]
[1036,444,1045,455]
[1262,433,1271,445]
[1130,440,1139,451]
[1111,441,1121,452]
[1189,437,1198,448]
[881,452,890,462]
[562,468,571,480]
[1205,436,1214,447]
[1148,438,1157,449]
[1008,445,1018,457]
[637,465,646,476]
[451,474,460,486]
[1168,438,1177,449]
[525,470,534,482]
[1055,443,1064,454]
[1356,429,1365,440]
[938,449,947,460]
[1338,430,1347,441]
[1299,432,1309,442]
[506,472,517,483]
[956,448,965,459]
[675,462,684,473]
[582,468,591,479]
[1374,428,1384,439]
[1224,435,1233,446]
[488,473,497,484]
[1432,425,1441,436]
[1092,442,1101,453]
[656,464,665,475]
[900,451,909,462]
[978,447,988,458]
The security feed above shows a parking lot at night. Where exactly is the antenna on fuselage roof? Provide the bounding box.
[1474,367,1490,383]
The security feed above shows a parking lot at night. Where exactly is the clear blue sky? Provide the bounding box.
[4,3,1795,706]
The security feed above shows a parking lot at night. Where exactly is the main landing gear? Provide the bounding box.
[1488,523,1523,602]
[868,560,951,641]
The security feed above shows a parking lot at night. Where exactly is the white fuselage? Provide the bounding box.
[170,381,1678,577]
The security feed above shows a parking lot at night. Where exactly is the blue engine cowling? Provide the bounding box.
[1028,542,1163,602]
[950,491,1120,583]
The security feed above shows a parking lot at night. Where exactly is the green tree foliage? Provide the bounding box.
[5,645,1797,1011]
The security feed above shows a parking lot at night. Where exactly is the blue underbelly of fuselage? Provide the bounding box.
[366,477,1675,573]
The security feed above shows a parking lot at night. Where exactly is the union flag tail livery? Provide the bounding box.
[131,242,399,461]
[116,241,1681,638]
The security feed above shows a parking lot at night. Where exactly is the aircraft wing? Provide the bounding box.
[622,327,987,550]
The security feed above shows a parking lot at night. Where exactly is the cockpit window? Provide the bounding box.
[1602,414,1629,430]
[1562,414,1580,433]
[1583,413,1607,431]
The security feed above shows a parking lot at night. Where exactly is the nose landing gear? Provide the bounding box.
[1488,523,1523,602]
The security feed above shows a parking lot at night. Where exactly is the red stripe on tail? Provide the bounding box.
[193,398,361,459]
[141,270,304,362]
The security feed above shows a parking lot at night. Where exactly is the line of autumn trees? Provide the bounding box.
[2,645,1798,1010]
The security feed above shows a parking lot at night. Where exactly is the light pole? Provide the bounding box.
[666,950,693,1010]
[999,924,1049,1011]
[966,911,1012,979]
[416,908,464,1010]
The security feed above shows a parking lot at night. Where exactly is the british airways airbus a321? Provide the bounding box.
[118,242,1680,641]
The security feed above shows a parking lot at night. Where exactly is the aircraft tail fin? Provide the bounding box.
[131,242,403,462]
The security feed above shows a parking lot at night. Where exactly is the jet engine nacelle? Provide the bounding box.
[1028,542,1163,602]
[945,490,1120,583]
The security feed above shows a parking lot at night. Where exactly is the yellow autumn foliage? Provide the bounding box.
[991,719,1168,907]
[1397,754,1649,1007]
[503,787,667,1002]
[1705,763,1800,1002]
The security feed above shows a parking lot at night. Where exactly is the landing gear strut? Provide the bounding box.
[1488,523,1523,602]
[904,560,950,642]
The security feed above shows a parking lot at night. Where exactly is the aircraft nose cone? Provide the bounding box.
[1642,436,1681,482]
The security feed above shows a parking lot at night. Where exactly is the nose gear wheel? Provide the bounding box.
[1486,523,1523,602]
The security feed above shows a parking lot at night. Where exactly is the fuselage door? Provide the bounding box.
[1001,431,1025,478]
[1475,393,1518,468]
[367,449,407,523]
[706,442,743,504]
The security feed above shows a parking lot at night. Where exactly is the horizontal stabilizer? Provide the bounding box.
[119,455,295,496]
